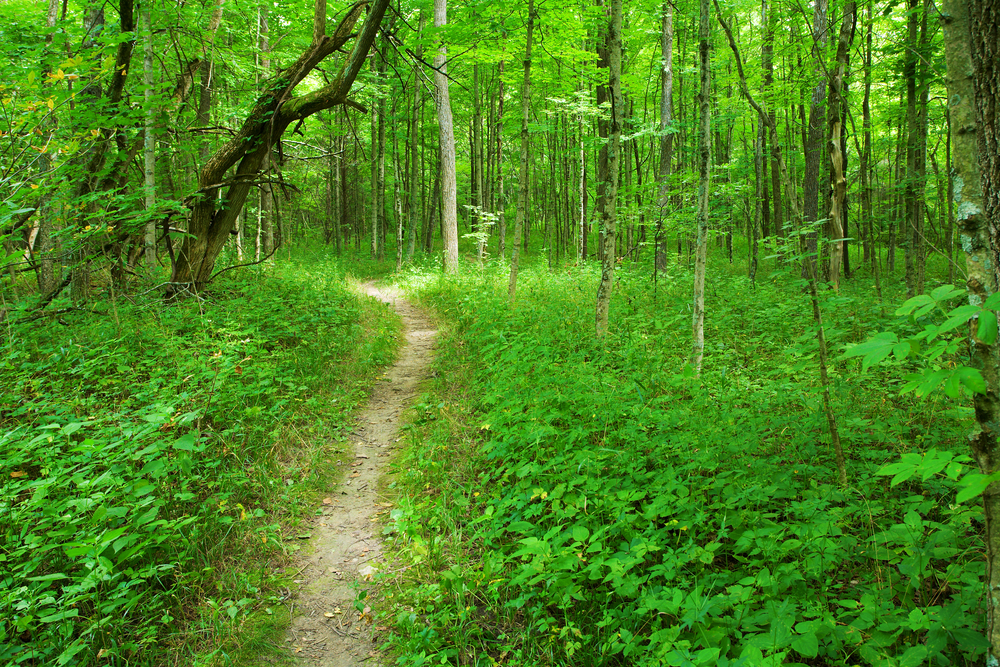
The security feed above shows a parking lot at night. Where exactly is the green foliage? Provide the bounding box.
[0,258,398,665]
[380,260,983,666]
[843,284,994,398]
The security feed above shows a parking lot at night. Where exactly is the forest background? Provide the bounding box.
[2,0,1000,663]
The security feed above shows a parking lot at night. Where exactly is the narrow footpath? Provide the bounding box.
[278,284,437,666]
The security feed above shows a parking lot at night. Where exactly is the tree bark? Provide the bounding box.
[827,1,856,289]
[170,0,391,289]
[655,1,674,273]
[142,4,156,271]
[434,0,458,273]
[716,1,847,487]
[497,59,508,258]
[943,0,1000,656]
[801,0,829,280]
[691,0,710,367]
[595,0,622,337]
[508,0,534,302]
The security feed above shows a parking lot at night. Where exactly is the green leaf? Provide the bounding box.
[983,292,1000,310]
[39,609,79,623]
[898,645,928,667]
[957,473,994,504]
[173,433,197,451]
[895,294,934,317]
[979,313,999,344]
[931,284,964,302]
[939,304,981,336]
[956,367,987,395]
[843,332,897,371]
[61,422,85,436]
[571,526,590,542]
[790,632,819,658]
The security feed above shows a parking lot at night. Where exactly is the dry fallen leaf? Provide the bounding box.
[10,471,26,478]
[322,497,333,505]
[324,612,336,618]
[350,472,361,478]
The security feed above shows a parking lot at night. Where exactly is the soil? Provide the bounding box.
[276,283,436,666]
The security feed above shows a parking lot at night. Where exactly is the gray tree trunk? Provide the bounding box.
[943,0,1000,656]
[434,0,458,273]
[691,0,711,369]
[508,0,534,302]
[595,0,622,337]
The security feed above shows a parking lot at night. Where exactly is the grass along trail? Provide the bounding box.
[276,283,436,666]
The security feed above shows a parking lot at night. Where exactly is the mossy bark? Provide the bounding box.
[943,0,1000,657]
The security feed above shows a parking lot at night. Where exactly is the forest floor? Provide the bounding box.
[274,283,436,666]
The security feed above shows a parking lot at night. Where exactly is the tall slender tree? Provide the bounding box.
[508,0,535,302]
[594,0,622,337]
[434,0,458,273]
[691,0,711,369]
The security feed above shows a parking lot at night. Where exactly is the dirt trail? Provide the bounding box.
[277,283,436,666]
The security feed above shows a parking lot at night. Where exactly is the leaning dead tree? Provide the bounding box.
[170,0,391,291]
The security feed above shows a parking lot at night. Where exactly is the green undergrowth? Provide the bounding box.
[0,255,400,666]
[379,258,984,666]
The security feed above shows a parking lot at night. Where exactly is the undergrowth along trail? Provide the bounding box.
[379,260,984,666]
[0,256,399,666]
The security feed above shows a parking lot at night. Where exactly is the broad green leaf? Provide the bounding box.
[956,367,987,395]
[173,433,197,451]
[979,312,999,344]
[790,632,819,658]
[931,284,964,302]
[61,422,85,436]
[895,294,934,316]
[898,645,928,667]
[957,473,995,504]
[983,292,1000,310]
[939,304,981,336]
[843,332,897,371]
[39,609,79,623]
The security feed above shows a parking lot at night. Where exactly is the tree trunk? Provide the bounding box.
[827,1,856,289]
[594,0,622,337]
[716,0,847,487]
[655,1,674,273]
[903,0,925,296]
[434,0,458,273]
[861,1,873,267]
[943,0,1000,656]
[473,64,486,260]
[508,0,534,302]
[142,3,156,271]
[691,0,711,368]
[752,120,763,283]
[170,0,391,289]
[801,0,828,280]
[766,0,783,240]
[497,59,507,258]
